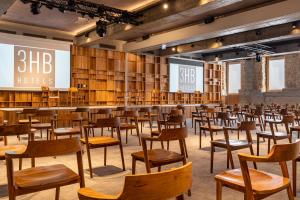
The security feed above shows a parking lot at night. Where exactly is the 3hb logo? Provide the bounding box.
[178,65,196,93]
[14,46,55,88]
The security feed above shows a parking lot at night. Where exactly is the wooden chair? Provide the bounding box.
[131,127,187,174]
[78,162,192,200]
[90,108,113,137]
[199,116,223,148]
[41,86,60,107]
[51,113,83,139]
[5,138,85,200]
[68,87,85,106]
[257,115,294,155]
[245,107,264,131]
[215,140,300,200]
[120,110,141,145]
[136,107,152,134]
[30,110,56,140]
[81,117,125,178]
[210,121,257,173]
[0,124,32,170]
[193,106,206,133]
[17,108,39,125]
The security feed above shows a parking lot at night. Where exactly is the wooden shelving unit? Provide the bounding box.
[0,45,224,108]
[204,63,222,103]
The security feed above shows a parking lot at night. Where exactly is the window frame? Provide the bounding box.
[266,56,285,92]
[227,62,242,95]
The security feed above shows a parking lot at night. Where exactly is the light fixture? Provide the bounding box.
[171,47,177,52]
[255,29,262,36]
[58,5,65,13]
[292,22,297,29]
[163,3,169,10]
[256,53,262,62]
[161,44,167,50]
[84,32,90,38]
[215,55,220,61]
[204,16,215,24]
[96,21,107,37]
[30,2,41,15]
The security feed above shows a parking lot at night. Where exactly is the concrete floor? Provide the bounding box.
[1,119,300,200]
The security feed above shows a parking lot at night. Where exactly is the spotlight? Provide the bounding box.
[292,22,297,29]
[58,6,65,13]
[30,2,41,15]
[85,32,90,38]
[204,16,215,24]
[161,44,167,50]
[215,55,220,61]
[255,29,262,36]
[162,3,169,10]
[171,47,177,52]
[68,0,76,7]
[96,21,107,37]
[20,0,30,4]
[142,34,150,40]
[256,53,262,62]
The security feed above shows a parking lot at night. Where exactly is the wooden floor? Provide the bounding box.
[0,119,300,200]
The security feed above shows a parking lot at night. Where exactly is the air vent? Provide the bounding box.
[99,43,116,50]
[0,29,16,34]
[23,33,47,39]
[53,37,73,42]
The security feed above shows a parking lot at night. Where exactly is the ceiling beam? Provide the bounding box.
[0,0,15,15]
[75,0,244,46]
[124,0,300,52]
[160,22,300,56]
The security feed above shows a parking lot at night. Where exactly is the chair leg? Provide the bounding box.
[287,184,295,200]
[293,160,297,196]
[86,146,93,178]
[210,145,214,173]
[228,150,235,169]
[126,130,128,144]
[257,136,260,156]
[199,129,202,149]
[267,138,271,153]
[55,187,60,200]
[19,158,22,170]
[104,147,107,166]
[216,181,222,200]
[119,144,125,171]
[183,140,188,158]
[132,157,136,175]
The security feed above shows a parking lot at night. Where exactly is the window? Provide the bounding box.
[228,63,241,94]
[268,58,285,91]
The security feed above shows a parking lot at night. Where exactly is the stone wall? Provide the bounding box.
[238,52,300,105]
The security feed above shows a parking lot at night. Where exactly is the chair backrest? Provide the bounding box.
[74,107,90,113]
[0,124,32,137]
[239,121,256,131]
[95,117,120,128]
[97,108,112,115]
[159,127,188,141]
[139,107,151,113]
[123,110,139,118]
[268,140,300,162]
[20,108,38,115]
[20,138,82,158]
[119,162,192,200]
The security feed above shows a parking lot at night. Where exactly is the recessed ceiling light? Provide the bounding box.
[163,3,169,10]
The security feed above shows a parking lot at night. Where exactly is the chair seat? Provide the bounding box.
[291,126,300,131]
[14,164,79,190]
[151,130,160,136]
[31,123,52,129]
[215,168,290,195]
[19,119,40,124]
[0,145,27,158]
[211,139,250,149]
[53,127,81,136]
[120,123,136,130]
[78,188,117,200]
[136,117,150,122]
[131,149,184,165]
[80,137,119,146]
[257,131,288,138]
[265,119,282,124]
[200,125,223,131]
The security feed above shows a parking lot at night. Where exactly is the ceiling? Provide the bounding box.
[0,0,159,34]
